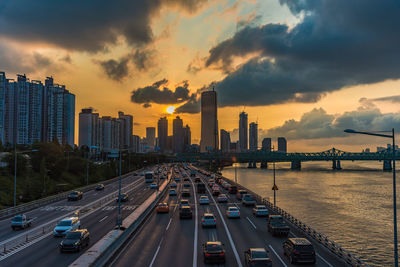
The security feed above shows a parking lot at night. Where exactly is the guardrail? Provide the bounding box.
[0,177,144,259]
[194,167,369,267]
[0,169,144,220]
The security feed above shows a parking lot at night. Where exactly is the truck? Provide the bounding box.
[267,215,290,236]
[11,214,33,230]
[197,183,206,194]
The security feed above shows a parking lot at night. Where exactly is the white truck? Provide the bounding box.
[11,214,33,230]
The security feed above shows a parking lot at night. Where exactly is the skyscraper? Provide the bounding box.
[200,90,218,152]
[220,129,231,152]
[79,108,100,148]
[278,137,287,152]
[0,72,5,144]
[183,125,191,152]
[146,127,156,148]
[249,122,258,151]
[262,138,272,152]
[239,111,248,152]
[173,116,184,153]
[158,117,168,153]
[118,111,133,150]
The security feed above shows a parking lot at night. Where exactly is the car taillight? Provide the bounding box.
[202,219,205,222]
[293,250,300,255]
[214,219,216,222]
[312,251,315,255]
[219,252,225,256]
[205,253,211,256]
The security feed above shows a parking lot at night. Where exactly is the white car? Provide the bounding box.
[150,183,158,189]
[253,205,269,217]
[53,217,80,237]
[226,207,240,218]
[199,195,210,205]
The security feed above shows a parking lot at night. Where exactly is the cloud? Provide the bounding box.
[175,93,200,114]
[132,49,156,71]
[0,0,208,52]
[131,79,192,105]
[143,103,152,108]
[199,0,400,107]
[371,95,400,104]
[98,57,130,82]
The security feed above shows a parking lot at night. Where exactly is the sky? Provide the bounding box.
[1,0,400,152]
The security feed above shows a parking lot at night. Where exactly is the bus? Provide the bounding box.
[145,172,154,183]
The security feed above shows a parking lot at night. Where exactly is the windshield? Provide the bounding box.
[297,245,314,251]
[66,232,81,239]
[13,216,23,222]
[251,250,268,258]
[204,216,214,219]
[145,173,153,179]
[70,192,78,196]
[57,221,72,226]
[206,244,222,252]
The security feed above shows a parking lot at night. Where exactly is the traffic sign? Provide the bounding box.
[272,184,279,191]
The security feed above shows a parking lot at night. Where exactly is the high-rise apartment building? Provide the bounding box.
[239,111,248,152]
[79,108,100,148]
[183,125,191,151]
[262,138,272,152]
[118,111,133,150]
[249,122,258,151]
[158,117,168,153]
[173,116,184,153]
[277,137,287,153]
[146,127,156,148]
[200,90,218,152]
[220,129,231,152]
[0,73,75,146]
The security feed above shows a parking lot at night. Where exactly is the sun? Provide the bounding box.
[166,106,175,114]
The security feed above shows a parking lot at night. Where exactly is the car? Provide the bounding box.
[195,177,201,183]
[212,188,220,196]
[183,183,191,188]
[183,177,190,182]
[202,241,225,264]
[212,185,219,191]
[283,238,316,264]
[268,215,290,236]
[68,191,83,201]
[244,248,272,267]
[11,214,33,230]
[242,194,257,206]
[174,177,181,182]
[237,190,248,200]
[53,217,80,237]
[170,182,177,188]
[116,193,129,202]
[179,199,190,209]
[182,189,191,197]
[229,185,238,194]
[199,195,210,205]
[59,229,90,252]
[226,207,240,218]
[179,206,193,219]
[217,194,228,202]
[133,172,138,176]
[253,205,269,217]
[95,184,105,191]
[169,189,177,196]
[197,183,206,194]
[150,183,158,189]
[156,202,169,213]
[201,213,217,228]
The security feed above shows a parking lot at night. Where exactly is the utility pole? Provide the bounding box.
[272,146,278,207]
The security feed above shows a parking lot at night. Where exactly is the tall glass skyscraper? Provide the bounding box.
[239,111,248,152]
[200,90,218,152]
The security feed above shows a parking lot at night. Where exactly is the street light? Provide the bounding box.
[271,146,278,207]
[13,148,38,207]
[344,128,398,267]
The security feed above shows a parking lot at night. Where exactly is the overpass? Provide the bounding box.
[176,148,400,170]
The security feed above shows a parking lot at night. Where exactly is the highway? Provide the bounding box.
[0,165,169,267]
[110,166,348,267]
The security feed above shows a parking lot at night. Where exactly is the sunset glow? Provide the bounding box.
[166,106,175,114]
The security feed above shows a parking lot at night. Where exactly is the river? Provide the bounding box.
[221,161,398,266]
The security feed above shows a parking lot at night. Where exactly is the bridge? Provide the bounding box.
[177,148,400,170]
[0,164,368,267]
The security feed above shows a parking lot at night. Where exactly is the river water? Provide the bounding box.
[221,161,398,266]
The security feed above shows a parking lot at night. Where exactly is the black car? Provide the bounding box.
[283,238,316,264]
[116,193,129,202]
[179,206,192,219]
[59,229,90,252]
[244,248,272,267]
[183,183,191,188]
[95,184,105,191]
[203,241,225,264]
[194,177,201,183]
[68,191,83,201]
[183,178,190,182]
[181,189,191,197]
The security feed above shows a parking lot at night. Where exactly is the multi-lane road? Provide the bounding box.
[110,166,347,267]
[0,166,167,267]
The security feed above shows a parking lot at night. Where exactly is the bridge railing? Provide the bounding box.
[0,170,140,220]
[208,171,369,267]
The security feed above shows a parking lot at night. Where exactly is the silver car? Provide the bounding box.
[201,213,216,228]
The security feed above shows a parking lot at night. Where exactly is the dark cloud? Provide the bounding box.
[143,103,152,108]
[201,0,400,107]
[131,79,191,105]
[98,57,130,82]
[132,49,156,71]
[371,95,400,104]
[0,0,207,52]
[175,93,200,114]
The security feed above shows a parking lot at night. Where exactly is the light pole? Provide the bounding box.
[271,146,278,207]
[112,148,129,229]
[13,148,38,207]
[344,128,398,267]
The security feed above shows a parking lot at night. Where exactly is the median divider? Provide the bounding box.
[69,173,171,267]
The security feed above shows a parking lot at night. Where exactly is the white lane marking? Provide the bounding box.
[166,218,172,231]
[268,245,287,267]
[246,216,257,229]
[317,253,333,267]
[149,238,163,267]
[204,177,243,267]
[191,172,198,267]
[99,215,108,223]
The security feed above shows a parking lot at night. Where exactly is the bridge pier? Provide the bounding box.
[247,161,257,168]
[383,160,392,171]
[291,160,301,170]
[260,161,268,168]
[332,160,342,170]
